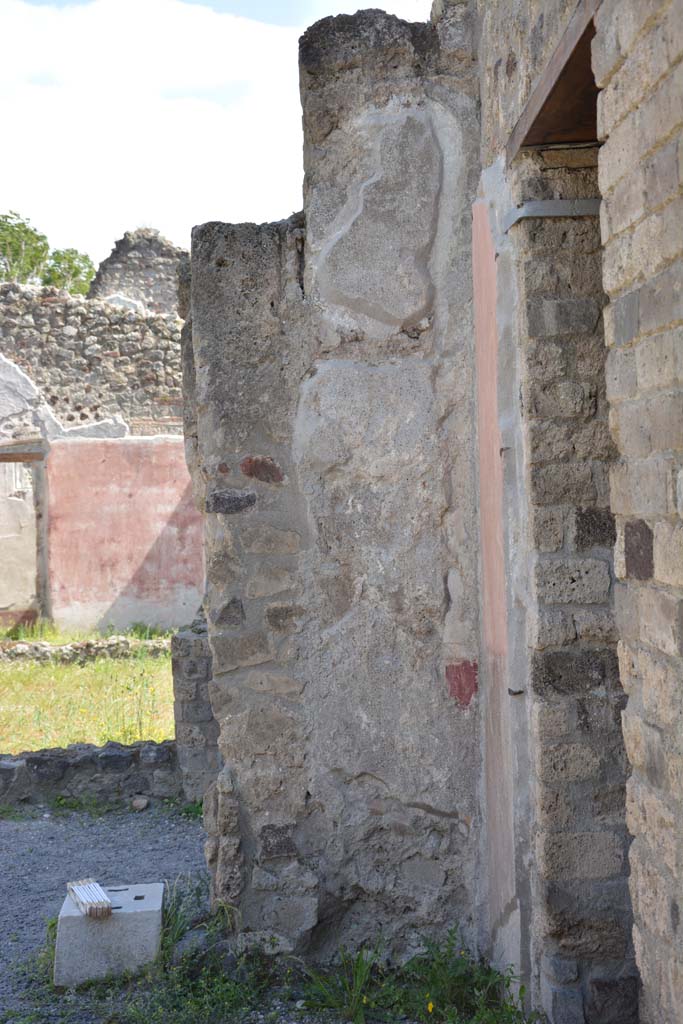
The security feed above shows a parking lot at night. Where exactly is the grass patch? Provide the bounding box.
[0,650,174,753]
[164,797,204,821]
[49,794,118,817]
[0,802,26,820]
[0,618,173,644]
[303,933,542,1023]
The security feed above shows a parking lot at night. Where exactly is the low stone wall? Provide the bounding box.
[0,635,171,663]
[0,739,182,806]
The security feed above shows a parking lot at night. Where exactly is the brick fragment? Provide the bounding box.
[446,661,478,707]
[240,455,284,484]
[635,327,683,391]
[531,463,596,506]
[610,457,674,517]
[624,519,654,579]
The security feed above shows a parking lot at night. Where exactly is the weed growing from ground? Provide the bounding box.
[305,945,386,1023]
[165,797,204,820]
[49,794,117,817]
[0,802,25,820]
[303,931,544,1024]
[159,875,208,964]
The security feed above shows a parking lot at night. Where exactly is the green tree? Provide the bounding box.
[0,210,49,284]
[0,211,95,295]
[42,247,95,295]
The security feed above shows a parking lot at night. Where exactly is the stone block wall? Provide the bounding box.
[475,146,635,1021]
[189,8,482,956]
[513,152,635,1022]
[0,283,182,434]
[172,618,221,801]
[593,2,683,1020]
[475,0,585,165]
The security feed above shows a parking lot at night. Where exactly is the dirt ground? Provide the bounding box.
[0,804,207,1023]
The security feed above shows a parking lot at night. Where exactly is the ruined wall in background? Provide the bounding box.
[89,228,185,316]
[593,2,683,1020]
[190,8,482,955]
[0,283,182,435]
[0,351,132,630]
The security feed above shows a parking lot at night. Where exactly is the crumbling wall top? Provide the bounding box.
[89,228,186,316]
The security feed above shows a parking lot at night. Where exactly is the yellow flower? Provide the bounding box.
[362,996,367,1005]
[427,1001,434,1014]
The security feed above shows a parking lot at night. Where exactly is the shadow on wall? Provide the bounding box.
[46,438,204,632]
[99,484,203,630]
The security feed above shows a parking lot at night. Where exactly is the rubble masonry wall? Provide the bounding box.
[190,8,483,956]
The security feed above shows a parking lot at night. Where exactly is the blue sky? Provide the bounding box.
[2,0,432,262]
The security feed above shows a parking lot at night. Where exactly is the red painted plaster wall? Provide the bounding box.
[46,437,204,630]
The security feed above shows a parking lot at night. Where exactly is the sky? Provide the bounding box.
[0,0,433,264]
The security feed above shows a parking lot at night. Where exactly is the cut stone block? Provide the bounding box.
[53,882,163,988]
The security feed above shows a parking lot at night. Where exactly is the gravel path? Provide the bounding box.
[0,805,207,1022]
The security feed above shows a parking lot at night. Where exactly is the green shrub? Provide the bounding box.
[304,931,544,1024]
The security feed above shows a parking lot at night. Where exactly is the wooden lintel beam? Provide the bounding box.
[0,437,46,463]
[506,0,602,166]
[0,451,44,462]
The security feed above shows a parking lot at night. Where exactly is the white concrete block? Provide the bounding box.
[53,882,163,988]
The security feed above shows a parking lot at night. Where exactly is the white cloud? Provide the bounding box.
[311,0,431,20]
[0,0,432,263]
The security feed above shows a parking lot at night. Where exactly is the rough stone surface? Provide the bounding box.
[0,635,170,663]
[0,740,181,805]
[172,616,222,801]
[474,145,633,1020]
[88,228,184,316]
[592,0,683,1019]
[0,281,182,435]
[165,1,683,1020]
[188,7,481,959]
